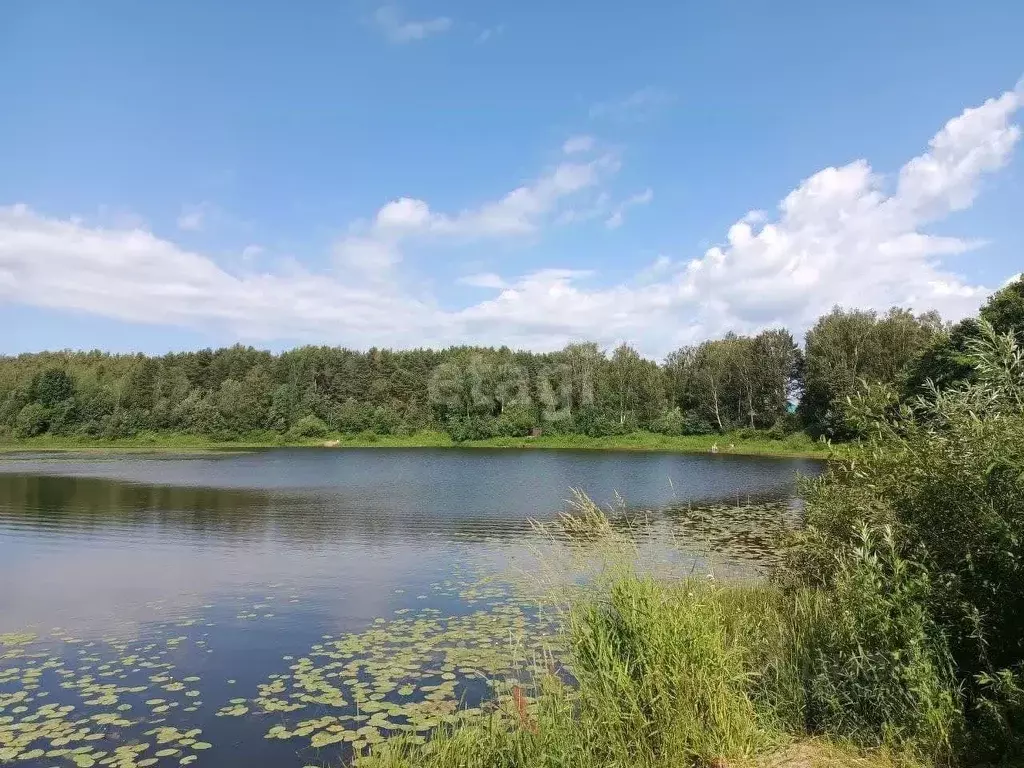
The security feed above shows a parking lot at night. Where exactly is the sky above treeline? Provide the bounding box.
[0,1,1022,358]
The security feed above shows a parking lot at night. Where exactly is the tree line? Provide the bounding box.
[2,278,1020,442]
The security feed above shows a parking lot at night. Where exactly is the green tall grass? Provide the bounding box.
[357,562,955,767]
[565,576,775,765]
[359,576,778,768]
[356,325,1024,768]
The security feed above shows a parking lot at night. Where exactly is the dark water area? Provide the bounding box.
[0,448,822,767]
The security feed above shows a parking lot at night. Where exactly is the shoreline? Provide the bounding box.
[0,430,839,460]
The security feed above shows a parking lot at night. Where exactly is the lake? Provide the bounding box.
[0,448,821,767]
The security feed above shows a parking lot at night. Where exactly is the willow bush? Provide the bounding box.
[781,321,1024,763]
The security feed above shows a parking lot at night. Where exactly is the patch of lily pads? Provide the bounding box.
[1,570,563,766]
[217,585,561,758]
[0,627,214,766]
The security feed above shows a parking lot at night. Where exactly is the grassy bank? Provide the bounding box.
[358,325,1024,768]
[345,512,966,768]
[471,430,835,458]
[0,429,836,459]
[0,430,450,454]
[356,566,941,768]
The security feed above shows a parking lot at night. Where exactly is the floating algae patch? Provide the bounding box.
[0,625,216,766]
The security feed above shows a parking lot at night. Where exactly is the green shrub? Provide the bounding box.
[291,414,330,438]
[780,320,1024,761]
[357,429,379,443]
[971,667,1024,764]
[445,415,492,442]
[369,405,403,435]
[775,412,803,436]
[99,408,148,439]
[573,405,627,437]
[492,406,535,437]
[47,398,80,436]
[14,403,49,438]
[803,525,960,758]
[651,407,686,436]
[29,368,76,408]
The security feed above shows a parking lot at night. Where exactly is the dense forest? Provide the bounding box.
[2,278,1021,443]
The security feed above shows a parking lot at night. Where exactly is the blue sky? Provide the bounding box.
[1,1,1022,357]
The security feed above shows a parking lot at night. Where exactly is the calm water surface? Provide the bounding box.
[0,448,821,767]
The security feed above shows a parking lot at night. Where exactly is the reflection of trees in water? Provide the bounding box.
[0,473,541,545]
[0,473,277,535]
[0,474,801,561]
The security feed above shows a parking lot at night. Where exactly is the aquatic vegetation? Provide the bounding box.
[0,633,36,649]
[355,572,954,768]
[0,628,214,766]
[662,498,800,568]
[358,328,1024,768]
[0,559,569,767]
[0,466,820,768]
[245,599,560,756]
[1,490,950,768]
[356,575,780,768]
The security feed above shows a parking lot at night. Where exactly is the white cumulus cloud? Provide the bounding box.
[334,150,619,275]
[0,203,439,346]
[1,82,1022,356]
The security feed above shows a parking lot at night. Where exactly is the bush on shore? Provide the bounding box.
[355,320,1023,768]
[780,321,1024,763]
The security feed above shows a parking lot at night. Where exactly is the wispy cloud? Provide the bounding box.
[94,205,147,230]
[605,188,653,229]
[176,202,213,232]
[562,135,595,155]
[241,244,264,261]
[589,86,674,122]
[373,5,451,43]
[458,272,506,289]
[475,24,504,45]
[635,255,675,284]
